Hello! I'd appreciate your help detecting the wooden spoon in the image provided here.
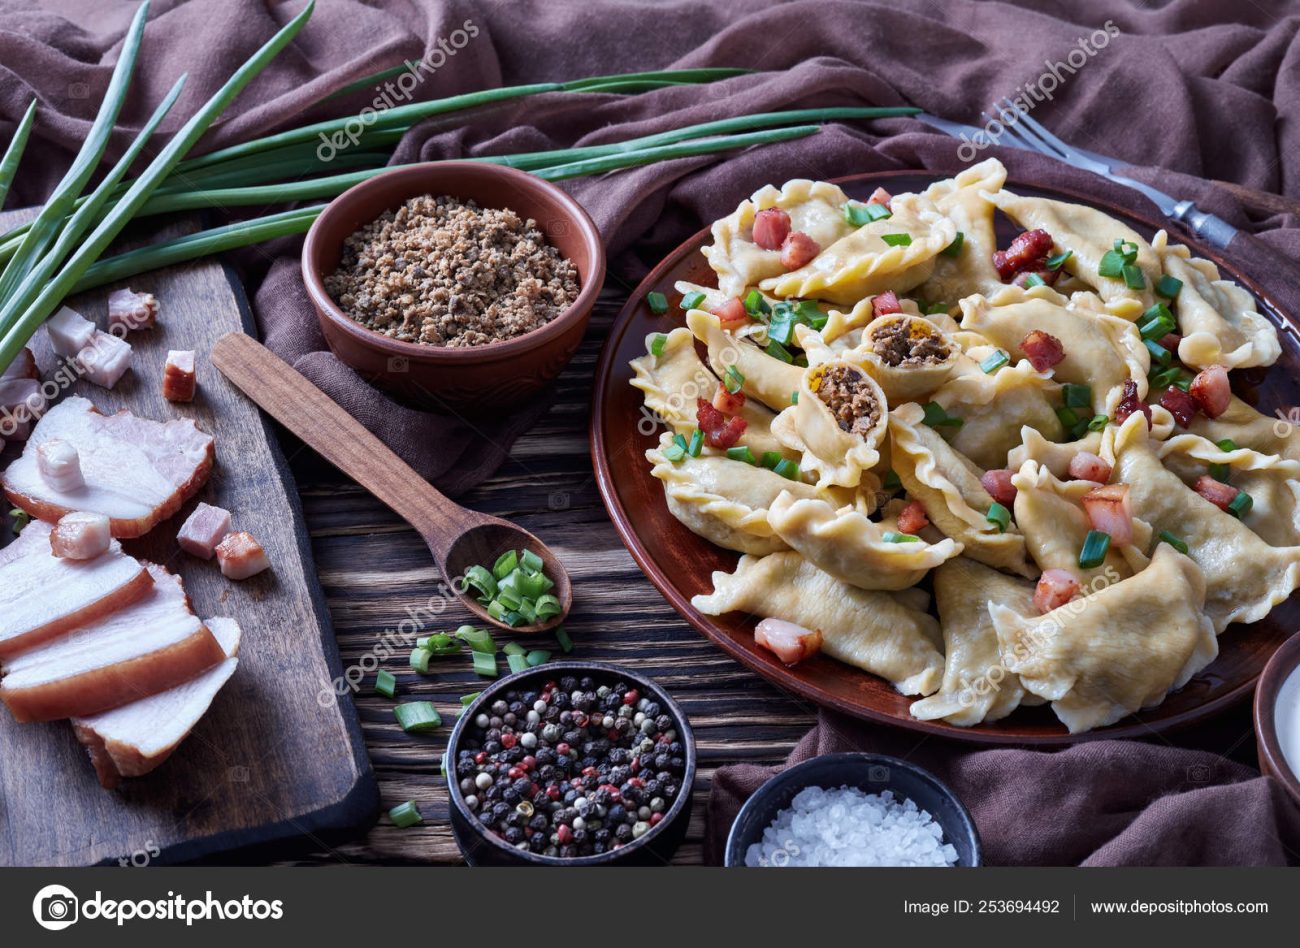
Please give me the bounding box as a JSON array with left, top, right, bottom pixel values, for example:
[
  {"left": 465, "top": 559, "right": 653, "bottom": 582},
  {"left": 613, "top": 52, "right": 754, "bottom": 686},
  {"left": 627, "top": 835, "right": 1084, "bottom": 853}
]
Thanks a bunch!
[{"left": 211, "top": 332, "right": 571, "bottom": 634}]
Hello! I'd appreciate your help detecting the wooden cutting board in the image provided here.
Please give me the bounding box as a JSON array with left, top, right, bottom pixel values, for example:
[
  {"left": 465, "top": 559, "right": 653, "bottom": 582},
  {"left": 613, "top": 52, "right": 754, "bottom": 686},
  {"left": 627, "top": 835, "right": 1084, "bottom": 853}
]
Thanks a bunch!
[{"left": 0, "top": 212, "right": 377, "bottom": 866}]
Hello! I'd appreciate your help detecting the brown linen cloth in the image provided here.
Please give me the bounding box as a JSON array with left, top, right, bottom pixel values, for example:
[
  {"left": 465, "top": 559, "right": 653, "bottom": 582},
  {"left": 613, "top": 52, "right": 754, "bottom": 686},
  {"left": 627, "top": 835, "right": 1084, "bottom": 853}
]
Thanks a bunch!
[
  {"left": 5, "top": 0, "right": 1300, "bottom": 485},
  {"left": 709, "top": 709, "right": 1300, "bottom": 866}
]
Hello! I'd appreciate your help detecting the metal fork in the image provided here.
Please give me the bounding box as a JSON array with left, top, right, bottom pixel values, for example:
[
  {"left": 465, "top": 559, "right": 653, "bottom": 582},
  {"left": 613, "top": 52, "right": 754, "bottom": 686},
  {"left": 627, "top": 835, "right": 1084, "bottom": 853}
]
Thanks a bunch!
[{"left": 924, "top": 101, "right": 1238, "bottom": 249}]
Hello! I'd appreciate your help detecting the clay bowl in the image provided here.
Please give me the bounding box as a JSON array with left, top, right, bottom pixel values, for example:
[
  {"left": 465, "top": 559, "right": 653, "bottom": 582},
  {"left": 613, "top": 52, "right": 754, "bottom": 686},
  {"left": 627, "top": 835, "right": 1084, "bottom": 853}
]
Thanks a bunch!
[
  {"left": 302, "top": 161, "right": 604, "bottom": 413},
  {"left": 446, "top": 661, "right": 696, "bottom": 866},
  {"left": 1254, "top": 631, "right": 1300, "bottom": 808}
]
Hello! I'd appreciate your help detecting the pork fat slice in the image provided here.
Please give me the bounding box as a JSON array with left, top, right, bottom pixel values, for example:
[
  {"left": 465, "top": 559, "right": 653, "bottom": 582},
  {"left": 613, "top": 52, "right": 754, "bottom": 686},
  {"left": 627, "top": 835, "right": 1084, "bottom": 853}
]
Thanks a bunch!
[
  {"left": 107, "top": 288, "right": 158, "bottom": 334},
  {"left": 79, "top": 330, "right": 132, "bottom": 389},
  {"left": 50, "top": 511, "right": 112, "bottom": 560},
  {"left": 74, "top": 617, "right": 241, "bottom": 788},
  {"left": 0, "top": 346, "right": 38, "bottom": 381},
  {"left": 0, "top": 376, "right": 43, "bottom": 440},
  {"left": 47, "top": 306, "right": 96, "bottom": 359},
  {"left": 177, "top": 502, "right": 231, "bottom": 559},
  {"left": 0, "top": 520, "right": 151, "bottom": 658},
  {"left": 0, "top": 563, "right": 225, "bottom": 722},
  {"left": 2, "top": 396, "right": 215, "bottom": 537},
  {"left": 37, "top": 439, "right": 83, "bottom": 492}
]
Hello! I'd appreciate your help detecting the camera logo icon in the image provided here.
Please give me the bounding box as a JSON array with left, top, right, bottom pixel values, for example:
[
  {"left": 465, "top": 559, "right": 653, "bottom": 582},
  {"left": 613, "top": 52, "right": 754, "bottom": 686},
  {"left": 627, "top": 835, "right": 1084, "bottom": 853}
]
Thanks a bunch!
[
  {"left": 387, "top": 356, "right": 410, "bottom": 373},
  {"left": 32, "top": 884, "right": 79, "bottom": 931}
]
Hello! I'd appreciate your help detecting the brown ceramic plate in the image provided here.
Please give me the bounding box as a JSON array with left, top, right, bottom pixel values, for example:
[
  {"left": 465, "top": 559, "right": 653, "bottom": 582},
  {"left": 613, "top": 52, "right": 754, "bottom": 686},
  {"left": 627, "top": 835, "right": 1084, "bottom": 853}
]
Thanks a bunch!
[{"left": 591, "top": 170, "right": 1300, "bottom": 745}]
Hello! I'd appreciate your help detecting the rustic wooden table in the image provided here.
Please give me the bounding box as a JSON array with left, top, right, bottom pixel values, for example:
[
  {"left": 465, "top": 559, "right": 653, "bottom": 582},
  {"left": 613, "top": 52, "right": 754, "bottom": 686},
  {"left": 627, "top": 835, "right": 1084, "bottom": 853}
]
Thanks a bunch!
[{"left": 224, "top": 283, "right": 818, "bottom": 866}]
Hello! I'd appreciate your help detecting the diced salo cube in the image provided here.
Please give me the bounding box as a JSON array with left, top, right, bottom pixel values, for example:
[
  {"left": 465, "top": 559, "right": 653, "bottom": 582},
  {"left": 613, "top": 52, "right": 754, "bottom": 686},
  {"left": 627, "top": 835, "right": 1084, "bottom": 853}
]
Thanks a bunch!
[
  {"left": 215, "top": 531, "right": 270, "bottom": 580},
  {"left": 79, "top": 331, "right": 132, "bottom": 389},
  {"left": 107, "top": 288, "right": 158, "bottom": 334},
  {"left": 162, "top": 350, "right": 197, "bottom": 402},
  {"left": 49, "top": 511, "right": 113, "bottom": 560},
  {"left": 36, "top": 438, "right": 84, "bottom": 492},
  {"left": 47, "top": 306, "right": 97, "bottom": 359},
  {"left": 177, "top": 502, "right": 232, "bottom": 560}
]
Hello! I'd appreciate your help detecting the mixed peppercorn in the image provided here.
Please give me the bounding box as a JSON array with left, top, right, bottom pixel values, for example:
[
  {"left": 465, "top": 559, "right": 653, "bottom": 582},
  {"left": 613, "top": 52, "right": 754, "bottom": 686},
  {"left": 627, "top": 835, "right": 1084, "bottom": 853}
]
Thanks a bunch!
[{"left": 455, "top": 675, "right": 687, "bottom": 858}]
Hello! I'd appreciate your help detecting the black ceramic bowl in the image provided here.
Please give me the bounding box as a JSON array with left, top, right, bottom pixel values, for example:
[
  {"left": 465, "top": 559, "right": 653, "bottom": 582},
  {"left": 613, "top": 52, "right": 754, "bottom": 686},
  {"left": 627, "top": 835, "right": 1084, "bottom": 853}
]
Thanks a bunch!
[
  {"left": 446, "top": 661, "right": 696, "bottom": 866},
  {"left": 724, "top": 752, "right": 982, "bottom": 867}
]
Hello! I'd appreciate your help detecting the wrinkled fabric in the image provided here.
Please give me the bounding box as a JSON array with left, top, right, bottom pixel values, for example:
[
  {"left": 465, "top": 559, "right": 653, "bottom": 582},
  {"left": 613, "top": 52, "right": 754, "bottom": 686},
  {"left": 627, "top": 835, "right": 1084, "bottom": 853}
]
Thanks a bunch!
[
  {"left": 707, "top": 710, "right": 1300, "bottom": 866},
  {"left": 4, "top": 0, "right": 1300, "bottom": 485}
]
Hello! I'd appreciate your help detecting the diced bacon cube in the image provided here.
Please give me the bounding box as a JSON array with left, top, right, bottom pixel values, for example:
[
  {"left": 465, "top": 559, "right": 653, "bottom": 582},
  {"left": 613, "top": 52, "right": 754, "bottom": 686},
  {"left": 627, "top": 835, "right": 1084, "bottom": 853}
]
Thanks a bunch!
[
  {"left": 1034, "top": 569, "right": 1080, "bottom": 614},
  {"left": 780, "top": 231, "right": 821, "bottom": 270},
  {"left": 47, "top": 306, "right": 97, "bottom": 359},
  {"left": 1189, "top": 364, "right": 1231, "bottom": 419},
  {"left": 754, "top": 618, "right": 822, "bottom": 666},
  {"left": 1159, "top": 385, "right": 1200, "bottom": 428},
  {"left": 78, "top": 330, "right": 132, "bottom": 389},
  {"left": 107, "top": 288, "right": 158, "bottom": 334},
  {"left": 163, "top": 350, "right": 197, "bottom": 402},
  {"left": 980, "top": 469, "right": 1018, "bottom": 507},
  {"left": 993, "top": 229, "right": 1054, "bottom": 281},
  {"left": 896, "top": 500, "right": 930, "bottom": 534},
  {"left": 1194, "top": 475, "right": 1241, "bottom": 512},
  {"left": 1158, "top": 332, "right": 1182, "bottom": 352},
  {"left": 1066, "top": 452, "right": 1112, "bottom": 483},
  {"left": 215, "top": 531, "right": 270, "bottom": 580},
  {"left": 0, "top": 377, "right": 43, "bottom": 440},
  {"left": 752, "top": 208, "right": 792, "bottom": 251},
  {"left": 712, "top": 382, "right": 746, "bottom": 416},
  {"left": 871, "top": 290, "right": 902, "bottom": 316},
  {"left": 710, "top": 297, "right": 750, "bottom": 331},
  {"left": 1115, "top": 379, "right": 1152, "bottom": 429},
  {"left": 49, "top": 511, "right": 112, "bottom": 560},
  {"left": 37, "top": 438, "right": 84, "bottom": 493},
  {"left": 1, "top": 346, "right": 37, "bottom": 382},
  {"left": 177, "top": 502, "right": 232, "bottom": 560},
  {"left": 1020, "top": 330, "right": 1065, "bottom": 372},
  {"left": 867, "top": 187, "right": 893, "bottom": 208},
  {"left": 1081, "top": 483, "right": 1134, "bottom": 545}
]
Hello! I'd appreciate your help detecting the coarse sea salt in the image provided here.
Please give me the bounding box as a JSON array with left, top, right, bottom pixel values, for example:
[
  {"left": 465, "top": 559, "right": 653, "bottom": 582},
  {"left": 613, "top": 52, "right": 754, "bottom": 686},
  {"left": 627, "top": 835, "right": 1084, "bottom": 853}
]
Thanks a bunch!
[{"left": 744, "top": 784, "right": 959, "bottom": 868}]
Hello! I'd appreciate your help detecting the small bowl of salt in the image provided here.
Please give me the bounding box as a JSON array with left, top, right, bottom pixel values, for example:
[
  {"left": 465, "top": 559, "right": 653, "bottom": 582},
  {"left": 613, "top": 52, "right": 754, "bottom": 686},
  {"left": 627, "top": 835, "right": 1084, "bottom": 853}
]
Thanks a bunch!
[{"left": 724, "top": 752, "right": 981, "bottom": 867}]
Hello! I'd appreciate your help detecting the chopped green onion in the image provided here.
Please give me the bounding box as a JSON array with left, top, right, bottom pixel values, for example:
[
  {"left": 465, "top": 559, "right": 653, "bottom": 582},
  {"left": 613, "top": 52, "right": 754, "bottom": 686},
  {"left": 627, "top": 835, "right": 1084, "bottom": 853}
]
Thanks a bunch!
[
  {"left": 673, "top": 433, "right": 689, "bottom": 451},
  {"left": 1172, "top": 374, "right": 1191, "bottom": 392},
  {"left": 845, "top": 201, "right": 891, "bottom": 226},
  {"left": 459, "top": 692, "right": 481, "bottom": 706},
  {"left": 1122, "top": 263, "right": 1146, "bottom": 290},
  {"left": 496, "top": 588, "right": 523, "bottom": 611},
  {"left": 388, "top": 801, "right": 423, "bottom": 828},
  {"left": 980, "top": 350, "right": 1009, "bottom": 374},
  {"left": 649, "top": 333, "right": 667, "bottom": 357},
  {"left": 881, "top": 233, "right": 913, "bottom": 247},
  {"left": 790, "top": 391, "right": 799, "bottom": 404},
  {"left": 507, "top": 652, "right": 530, "bottom": 674},
  {"left": 1079, "top": 529, "right": 1111, "bottom": 568},
  {"left": 472, "top": 651, "right": 499, "bottom": 678},
  {"left": 727, "top": 445, "right": 757, "bottom": 465},
  {"left": 1215, "top": 438, "right": 1238, "bottom": 452},
  {"left": 460, "top": 565, "right": 497, "bottom": 602},
  {"left": 882, "top": 531, "right": 921, "bottom": 543},
  {"left": 1228, "top": 490, "right": 1253, "bottom": 518},
  {"left": 1062, "top": 383, "right": 1093, "bottom": 410},
  {"left": 680, "top": 291, "right": 708, "bottom": 312},
  {"left": 662, "top": 442, "right": 686, "bottom": 463},
  {"left": 1155, "top": 274, "right": 1183, "bottom": 299},
  {"left": 646, "top": 291, "right": 668, "bottom": 314},
  {"left": 765, "top": 338, "right": 794, "bottom": 363},
  {"left": 687, "top": 429, "right": 704, "bottom": 457},
  {"left": 1149, "top": 365, "right": 1181, "bottom": 388},
  {"left": 1070, "top": 417, "right": 1093, "bottom": 440},
  {"left": 767, "top": 303, "right": 797, "bottom": 345},
  {"left": 394, "top": 702, "right": 442, "bottom": 733},
  {"left": 1097, "top": 249, "right": 1126, "bottom": 278},
  {"left": 1020, "top": 273, "right": 1046, "bottom": 288},
  {"left": 882, "top": 470, "right": 902, "bottom": 491},
  {"left": 535, "top": 594, "right": 562, "bottom": 619},
  {"left": 503, "top": 641, "right": 527, "bottom": 656},
  {"left": 1087, "top": 414, "right": 1110, "bottom": 432},
  {"left": 1115, "top": 238, "right": 1139, "bottom": 257},
  {"left": 1056, "top": 405, "right": 1080, "bottom": 430},
  {"left": 743, "top": 289, "right": 770, "bottom": 318},
  {"left": 760, "top": 451, "right": 783, "bottom": 469},
  {"left": 520, "top": 550, "right": 544, "bottom": 572},
  {"left": 9, "top": 508, "right": 30, "bottom": 533},
  {"left": 455, "top": 625, "right": 496, "bottom": 653},
  {"left": 939, "top": 232, "right": 964, "bottom": 257},
  {"left": 926, "top": 301, "right": 950, "bottom": 315},
  {"left": 374, "top": 670, "right": 396, "bottom": 699},
  {"left": 1156, "top": 530, "right": 1189, "bottom": 555},
  {"left": 986, "top": 502, "right": 1011, "bottom": 533},
  {"left": 556, "top": 626, "right": 574, "bottom": 653},
  {"left": 1144, "top": 338, "right": 1171, "bottom": 366},
  {"left": 1046, "top": 250, "right": 1073, "bottom": 270},
  {"left": 795, "top": 299, "right": 828, "bottom": 330},
  {"left": 921, "top": 401, "right": 963, "bottom": 429},
  {"left": 525, "top": 649, "right": 552, "bottom": 667},
  {"left": 724, "top": 364, "right": 745, "bottom": 394},
  {"left": 1209, "top": 463, "right": 1230, "bottom": 483},
  {"left": 772, "top": 458, "right": 801, "bottom": 480},
  {"left": 409, "top": 648, "right": 433, "bottom": 674},
  {"left": 492, "top": 550, "right": 519, "bottom": 580},
  {"left": 1138, "top": 303, "right": 1176, "bottom": 342}
]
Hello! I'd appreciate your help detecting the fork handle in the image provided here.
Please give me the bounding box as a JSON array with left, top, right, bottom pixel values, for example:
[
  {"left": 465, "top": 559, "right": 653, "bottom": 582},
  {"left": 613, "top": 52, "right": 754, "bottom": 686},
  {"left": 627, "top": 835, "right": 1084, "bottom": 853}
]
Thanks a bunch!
[{"left": 1172, "top": 200, "right": 1238, "bottom": 250}]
